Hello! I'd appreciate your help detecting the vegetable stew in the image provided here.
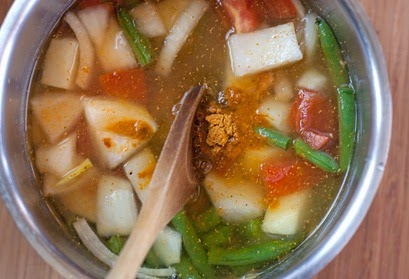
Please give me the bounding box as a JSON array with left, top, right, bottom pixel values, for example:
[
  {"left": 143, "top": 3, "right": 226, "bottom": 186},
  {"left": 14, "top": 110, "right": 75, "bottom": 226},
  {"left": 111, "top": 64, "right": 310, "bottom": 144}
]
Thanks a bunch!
[{"left": 29, "top": 0, "right": 355, "bottom": 277}]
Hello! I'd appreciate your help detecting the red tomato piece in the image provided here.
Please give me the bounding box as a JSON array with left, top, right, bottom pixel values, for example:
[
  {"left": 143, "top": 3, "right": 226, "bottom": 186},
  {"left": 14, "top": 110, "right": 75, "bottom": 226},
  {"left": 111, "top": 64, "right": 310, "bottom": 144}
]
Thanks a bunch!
[
  {"left": 262, "top": 159, "right": 322, "bottom": 202},
  {"left": 262, "top": 0, "right": 297, "bottom": 20},
  {"left": 220, "top": 0, "right": 261, "bottom": 33},
  {"left": 99, "top": 68, "right": 148, "bottom": 105},
  {"left": 291, "top": 89, "right": 337, "bottom": 150}
]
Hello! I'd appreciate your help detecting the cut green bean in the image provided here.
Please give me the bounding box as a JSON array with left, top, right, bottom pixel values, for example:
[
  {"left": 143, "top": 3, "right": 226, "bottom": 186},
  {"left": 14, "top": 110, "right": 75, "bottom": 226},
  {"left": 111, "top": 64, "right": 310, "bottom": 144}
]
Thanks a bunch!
[
  {"left": 117, "top": 7, "right": 155, "bottom": 67},
  {"left": 172, "top": 210, "right": 216, "bottom": 279},
  {"left": 316, "top": 18, "right": 349, "bottom": 87},
  {"left": 203, "top": 224, "right": 233, "bottom": 248},
  {"left": 144, "top": 249, "right": 162, "bottom": 268},
  {"left": 106, "top": 235, "right": 125, "bottom": 255},
  {"left": 337, "top": 85, "right": 356, "bottom": 172},
  {"left": 317, "top": 18, "right": 355, "bottom": 172},
  {"left": 293, "top": 138, "right": 339, "bottom": 173},
  {"left": 193, "top": 206, "right": 222, "bottom": 233},
  {"left": 208, "top": 238, "right": 298, "bottom": 266},
  {"left": 173, "top": 254, "right": 202, "bottom": 279},
  {"left": 241, "top": 219, "right": 264, "bottom": 240},
  {"left": 255, "top": 127, "right": 292, "bottom": 150}
]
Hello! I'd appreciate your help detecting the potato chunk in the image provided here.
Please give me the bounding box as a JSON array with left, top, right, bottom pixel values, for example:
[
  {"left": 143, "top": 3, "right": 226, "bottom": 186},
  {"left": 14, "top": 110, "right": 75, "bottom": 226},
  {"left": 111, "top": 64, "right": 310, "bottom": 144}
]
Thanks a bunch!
[
  {"left": 262, "top": 189, "right": 311, "bottom": 235},
  {"left": 204, "top": 172, "right": 265, "bottom": 223},
  {"left": 98, "top": 16, "right": 138, "bottom": 72},
  {"left": 257, "top": 97, "right": 292, "bottom": 133},
  {"left": 96, "top": 175, "right": 138, "bottom": 237},
  {"left": 82, "top": 97, "right": 158, "bottom": 169},
  {"left": 41, "top": 38, "right": 79, "bottom": 90},
  {"left": 35, "top": 133, "right": 79, "bottom": 177},
  {"left": 228, "top": 22, "right": 303, "bottom": 77},
  {"left": 124, "top": 148, "right": 156, "bottom": 203},
  {"left": 30, "top": 92, "right": 83, "bottom": 143}
]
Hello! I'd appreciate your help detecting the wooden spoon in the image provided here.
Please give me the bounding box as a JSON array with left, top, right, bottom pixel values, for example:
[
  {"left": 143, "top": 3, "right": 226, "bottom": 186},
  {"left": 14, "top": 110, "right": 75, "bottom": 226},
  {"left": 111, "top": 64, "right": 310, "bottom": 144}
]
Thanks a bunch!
[{"left": 106, "top": 85, "right": 206, "bottom": 279}]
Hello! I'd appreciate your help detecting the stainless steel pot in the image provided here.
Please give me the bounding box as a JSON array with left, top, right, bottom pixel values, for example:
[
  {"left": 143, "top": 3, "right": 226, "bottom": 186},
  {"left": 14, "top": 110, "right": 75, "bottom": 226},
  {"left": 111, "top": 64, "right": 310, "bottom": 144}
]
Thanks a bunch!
[{"left": 0, "top": 0, "right": 392, "bottom": 278}]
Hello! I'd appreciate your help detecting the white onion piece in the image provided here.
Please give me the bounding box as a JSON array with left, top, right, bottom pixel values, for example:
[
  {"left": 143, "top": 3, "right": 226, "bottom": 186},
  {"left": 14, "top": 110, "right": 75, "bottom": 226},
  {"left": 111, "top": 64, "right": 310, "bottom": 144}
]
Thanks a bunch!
[
  {"left": 55, "top": 158, "right": 93, "bottom": 187},
  {"left": 124, "top": 148, "right": 156, "bottom": 204},
  {"left": 64, "top": 12, "right": 95, "bottom": 90},
  {"left": 152, "top": 226, "right": 182, "bottom": 266},
  {"left": 156, "top": 0, "right": 209, "bottom": 76},
  {"left": 73, "top": 218, "right": 177, "bottom": 278},
  {"left": 77, "top": 4, "right": 110, "bottom": 49},
  {"left": 98, "top": 16, "right": 138, "bottom": 72},
  {"left": 42, "top": 163, "right": 99, "bottom": 196},
  {"left": 296, "top": 69, "right": 327, "bottom": 92},
  {"left": 131, "top": 1, "right": 167, "bottom": 38},
  {"left": 304, "top": 13, "right": 318, "bottom": 60},
  {"left": 35, "top": 132, "right": 78, "bottom": 178},
  {"left": 73, "top": 218, "right": 118, "bottom": 267}
]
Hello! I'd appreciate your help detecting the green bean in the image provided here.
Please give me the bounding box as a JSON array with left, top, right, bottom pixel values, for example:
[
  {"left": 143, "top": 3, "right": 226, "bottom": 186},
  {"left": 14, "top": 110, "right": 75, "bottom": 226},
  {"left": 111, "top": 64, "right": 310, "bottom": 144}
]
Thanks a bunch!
[
  {"left": 172, "top": 210, "right": 216, "bottom": 279},
  {"left": 193, "top": 206, "right": 222, "bottom": 233},
  {"left": 203, "top": 224, "right": 233, "bottom": 248},
  {"left": 254, "top": 127, "right": 292, "bottom": 150},
  {"left": 117, "top": 7, "right": 155, "bottom": 67},
  {"left": 208, "top": 238, "right": 298, "bottom": 266},
  {"left": 316, "top": 18, "right": 349, "bottom": 87},
  {"left": 241, "top": 219, "right": 264, "bottom": 240},
  {"left": 337, "top": 85, "right": 356, "bottom": 172},
  {"left": 106, "top": 235, "right": 125, "bottom": 255},
  {"left": 317, "top": 18, "right": 356, "bottom": 171},
  {"left": 173, "top": 254, "right": 202, "bottom": 279},
  {"left": 144, "top": 249, "right": 161, "bottom": 268},
  {"left": 293, "top": 138, "right": 339, "bottom": 173}
]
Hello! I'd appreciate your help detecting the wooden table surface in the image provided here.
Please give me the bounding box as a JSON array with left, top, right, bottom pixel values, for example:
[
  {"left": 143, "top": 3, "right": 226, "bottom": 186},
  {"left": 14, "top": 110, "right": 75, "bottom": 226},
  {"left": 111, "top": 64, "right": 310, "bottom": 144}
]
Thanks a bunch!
[{"left": 1, "top": 0, "right": 408, "bottom": 278}]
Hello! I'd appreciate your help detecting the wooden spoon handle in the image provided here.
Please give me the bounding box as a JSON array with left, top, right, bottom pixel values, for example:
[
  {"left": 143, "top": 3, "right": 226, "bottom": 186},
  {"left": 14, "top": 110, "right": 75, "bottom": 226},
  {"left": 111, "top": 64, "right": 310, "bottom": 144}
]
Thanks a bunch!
[{"left": 106, "top": 85, "right": 206, "bottom": 279}]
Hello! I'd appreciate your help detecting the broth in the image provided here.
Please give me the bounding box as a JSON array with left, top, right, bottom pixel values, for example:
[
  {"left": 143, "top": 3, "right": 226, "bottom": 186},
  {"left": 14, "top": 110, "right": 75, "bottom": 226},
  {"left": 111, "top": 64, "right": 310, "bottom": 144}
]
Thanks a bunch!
[{"left": 29, "top": 0, "right": 354, "bottom": 278}]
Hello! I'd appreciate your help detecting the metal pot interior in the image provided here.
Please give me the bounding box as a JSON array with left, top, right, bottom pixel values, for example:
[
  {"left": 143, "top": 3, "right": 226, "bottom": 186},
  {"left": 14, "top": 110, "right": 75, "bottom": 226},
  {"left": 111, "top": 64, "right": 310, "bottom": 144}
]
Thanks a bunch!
[{"left": 0, "top": 0, "right": 391, "bottom": 278}]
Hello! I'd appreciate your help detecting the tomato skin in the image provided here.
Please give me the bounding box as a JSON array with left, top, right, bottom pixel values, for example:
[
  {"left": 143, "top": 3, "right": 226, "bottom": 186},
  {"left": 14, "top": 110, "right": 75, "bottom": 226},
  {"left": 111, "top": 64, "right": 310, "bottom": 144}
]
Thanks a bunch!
[
  {"left": 263, "top": 164, "right": 291, "bottom": 186},
  {"left": 99, "top": 68, "right": 148, "bottom": 105},
  {"left": 262, "top": 159, "right": 322, "bottom": 203},
  {"left": 262, "top": 0, "right": 297, "bottom": 20},
  {"left": 219, "top": 0, "right": 261, "bottom": 33},
  {"left": 291, "top": 89, "right": 337, "bottom": 150}
]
